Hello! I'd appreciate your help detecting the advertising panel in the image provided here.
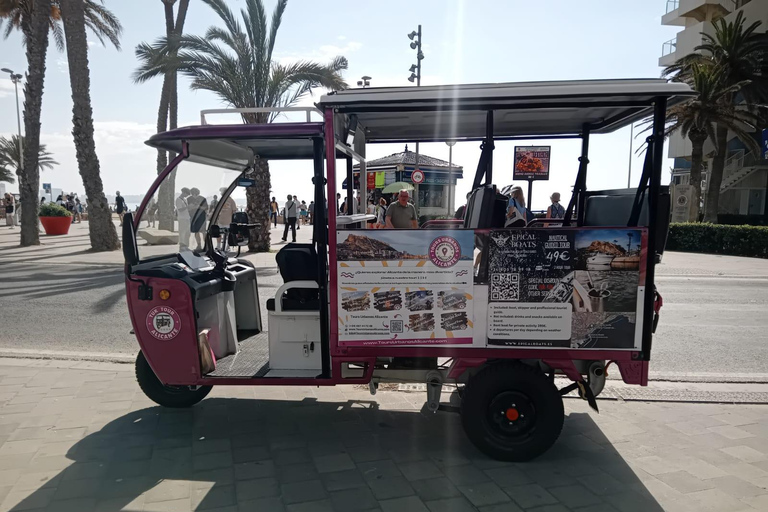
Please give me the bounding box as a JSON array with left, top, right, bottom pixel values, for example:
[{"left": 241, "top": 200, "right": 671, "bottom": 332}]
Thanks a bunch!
[
  {"left": 513, "top": 146, "right": 551, "bottom": 181},
  {"left": 337, "top": 230, "right": 474, "bottom": 346},
  {"left": 485, "top": 228, "right": 645, "bottom": 349}
]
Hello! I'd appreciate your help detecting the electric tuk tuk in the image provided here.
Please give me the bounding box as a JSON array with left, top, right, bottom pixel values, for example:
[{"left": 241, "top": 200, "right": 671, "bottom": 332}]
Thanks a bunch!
[{"left": 123, "top": 79, "right": 693, "bottom": 461}]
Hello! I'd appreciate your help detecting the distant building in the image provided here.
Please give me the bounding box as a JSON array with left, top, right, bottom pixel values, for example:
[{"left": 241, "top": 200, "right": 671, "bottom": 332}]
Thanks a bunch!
[{"left": 659, "top": 0, "right": 768, "bottom": 223}]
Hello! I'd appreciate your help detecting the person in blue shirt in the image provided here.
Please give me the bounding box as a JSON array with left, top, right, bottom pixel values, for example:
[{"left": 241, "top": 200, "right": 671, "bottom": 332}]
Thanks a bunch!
[{"left": 506, "top": 186, "right": 534, "bottom": 226}]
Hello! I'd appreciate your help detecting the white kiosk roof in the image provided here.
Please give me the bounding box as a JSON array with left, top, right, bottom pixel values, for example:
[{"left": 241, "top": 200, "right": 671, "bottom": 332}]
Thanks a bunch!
[{"left": 318, "top": 79, "right": 694, "bottom": 142}]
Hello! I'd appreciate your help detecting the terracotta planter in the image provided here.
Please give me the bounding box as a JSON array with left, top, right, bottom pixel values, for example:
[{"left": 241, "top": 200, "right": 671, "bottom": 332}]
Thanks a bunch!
[{"left": 40, "top": 216, "right": 72, "bottom": 235}]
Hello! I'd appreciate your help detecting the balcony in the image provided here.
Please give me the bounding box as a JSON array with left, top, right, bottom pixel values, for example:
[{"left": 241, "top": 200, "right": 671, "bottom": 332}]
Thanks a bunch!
[
  {"left": 662, "top": 0, "right": 732, "bottom": 26},
  {"left": 659, "top": 37, "right": 678, "bottom": 66}
]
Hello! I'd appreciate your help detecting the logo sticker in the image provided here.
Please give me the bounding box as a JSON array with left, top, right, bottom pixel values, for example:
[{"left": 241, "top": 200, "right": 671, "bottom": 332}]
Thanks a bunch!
[
  {"left": 429, "top": 236, "right": 461, "bottom": 268},
  {"left": 146, "top": 306, "right": 181, "bottom": 341}
]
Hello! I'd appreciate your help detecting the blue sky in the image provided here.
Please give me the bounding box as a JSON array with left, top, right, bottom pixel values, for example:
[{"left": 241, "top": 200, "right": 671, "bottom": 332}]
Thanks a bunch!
[{"left": 0, "top": 0, "right": 678, "bottom": 209}]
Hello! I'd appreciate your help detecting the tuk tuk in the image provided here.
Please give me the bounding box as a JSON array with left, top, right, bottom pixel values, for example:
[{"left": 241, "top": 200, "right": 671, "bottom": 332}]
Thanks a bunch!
[{"left": 122, "top": 79, "right": 693, "bottom": 461}]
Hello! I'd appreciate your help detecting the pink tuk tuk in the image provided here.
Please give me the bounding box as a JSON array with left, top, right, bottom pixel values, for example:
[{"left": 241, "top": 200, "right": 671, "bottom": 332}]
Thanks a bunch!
[{"left": 122, "top": 79, "right": 693, "bottom": 461}]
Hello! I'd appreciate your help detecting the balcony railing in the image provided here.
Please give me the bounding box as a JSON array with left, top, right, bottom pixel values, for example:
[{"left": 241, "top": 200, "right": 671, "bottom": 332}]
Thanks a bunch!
[
  {"left": 665, "top": 0, "right": 679, "bottom": 14},
  {"left": 661, "top": 37, "right": 677, "bottom": 57}
]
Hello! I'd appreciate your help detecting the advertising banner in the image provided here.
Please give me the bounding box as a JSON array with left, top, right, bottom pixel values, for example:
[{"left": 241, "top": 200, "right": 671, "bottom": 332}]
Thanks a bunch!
[
  {"left": 671, "top": 184, "right": 693, "bottom": 223},
  {"left": 337, "top": 230, "right": 475, "bottom": 346},
  {"left": 485, "top": 228, "right": 645, "bottom": 349},
  {"left": 513, "top": 146, "right": 551, "bottom": 181}
]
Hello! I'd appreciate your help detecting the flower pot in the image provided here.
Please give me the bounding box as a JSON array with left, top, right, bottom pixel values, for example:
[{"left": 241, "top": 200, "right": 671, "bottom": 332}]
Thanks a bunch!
[{"left": 40, "top": 216, "right": 72, "bottom": 235}]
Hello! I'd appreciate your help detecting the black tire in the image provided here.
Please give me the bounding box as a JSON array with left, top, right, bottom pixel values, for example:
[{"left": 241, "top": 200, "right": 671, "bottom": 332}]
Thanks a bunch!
[
  {"left": 135, "top": 351, "right": 212, "bottom": 408},
  {"left": 460, "top": 361, "right": 564, "bottom": 462}
]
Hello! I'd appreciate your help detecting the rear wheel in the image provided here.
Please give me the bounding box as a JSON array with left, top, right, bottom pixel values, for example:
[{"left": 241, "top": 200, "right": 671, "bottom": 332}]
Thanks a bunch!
[
  {"left": 461, "top": 362, "right": 564, "bottom": 461},
  {"left": 135, "top": 351, "right": 212, "bottom": 408}
]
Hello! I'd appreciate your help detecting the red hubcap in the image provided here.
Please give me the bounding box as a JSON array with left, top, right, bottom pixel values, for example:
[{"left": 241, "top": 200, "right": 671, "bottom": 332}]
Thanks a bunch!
[{"left": 505, "top": 408, "right": 520, "bottom": 421}]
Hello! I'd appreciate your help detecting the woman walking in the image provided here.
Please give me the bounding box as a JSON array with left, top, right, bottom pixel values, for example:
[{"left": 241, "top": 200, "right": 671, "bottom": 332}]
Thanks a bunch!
[{"left": 3, "top": 193, "right": 15, "bottom": 228}]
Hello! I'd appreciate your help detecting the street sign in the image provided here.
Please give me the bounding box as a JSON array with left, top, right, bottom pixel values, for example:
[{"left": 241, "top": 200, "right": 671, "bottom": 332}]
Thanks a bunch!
[
  {"left": 237, "top": 178, "right": 255, "bottom": 187},
  {"left": 513, "top": 146, "right": 551, "bottom": 181},
  {"left": 43, "top": 183, "right": 51, "bottom": 193},
  {"left": 411, "top": 169, "right": 425, "bottom": 184}
]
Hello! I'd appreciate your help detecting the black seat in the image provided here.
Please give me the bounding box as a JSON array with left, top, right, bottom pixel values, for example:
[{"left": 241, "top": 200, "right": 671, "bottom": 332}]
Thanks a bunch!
[
  {"left": 463, "top": 185, "right": 508, "bottom": 229},
  {"left": 268, "top": 243, "right": 320, "bottom": 311}
]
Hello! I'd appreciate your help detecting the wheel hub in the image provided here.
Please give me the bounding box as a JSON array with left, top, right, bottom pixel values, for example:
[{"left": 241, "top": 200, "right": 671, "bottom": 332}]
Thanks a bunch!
[{"left": 487, "top": 391, "right": 536, "bottom": 439}]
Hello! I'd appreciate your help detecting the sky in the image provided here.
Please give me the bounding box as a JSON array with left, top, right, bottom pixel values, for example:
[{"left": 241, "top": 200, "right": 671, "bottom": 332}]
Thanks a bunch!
[{"left": 0, "top": 0, "right": 679, "bottom": 211}]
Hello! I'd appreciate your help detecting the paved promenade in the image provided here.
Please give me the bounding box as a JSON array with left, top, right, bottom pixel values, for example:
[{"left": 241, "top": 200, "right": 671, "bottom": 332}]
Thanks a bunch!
[{"left": 1, "top": 358, "right": 767, "bottom": 512}]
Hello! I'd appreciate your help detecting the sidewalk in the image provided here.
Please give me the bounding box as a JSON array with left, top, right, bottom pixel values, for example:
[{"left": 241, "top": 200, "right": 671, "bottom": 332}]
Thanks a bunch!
[
  {"left": 0, "top": 358, "right": 767, "bottom": 512},
  {"left": 0, "top": 220, "right": 314, "bottom": 268}
]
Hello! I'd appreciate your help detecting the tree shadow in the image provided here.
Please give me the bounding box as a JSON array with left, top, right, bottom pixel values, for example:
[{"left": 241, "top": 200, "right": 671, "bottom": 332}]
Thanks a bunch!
[{"left": 7, "top": 396, "right": 664, "bottom": 511}]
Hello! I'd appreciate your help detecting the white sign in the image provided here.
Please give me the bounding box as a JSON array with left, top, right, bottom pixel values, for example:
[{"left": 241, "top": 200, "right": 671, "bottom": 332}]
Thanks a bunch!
[{"left": 488, "top": 303, "right": 572, "bottom": 341}]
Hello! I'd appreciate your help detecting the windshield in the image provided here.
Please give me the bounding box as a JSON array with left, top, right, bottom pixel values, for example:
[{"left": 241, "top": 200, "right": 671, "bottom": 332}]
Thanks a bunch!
[{"left": 135, "top": 161, "right": 244, "bottom": 261}]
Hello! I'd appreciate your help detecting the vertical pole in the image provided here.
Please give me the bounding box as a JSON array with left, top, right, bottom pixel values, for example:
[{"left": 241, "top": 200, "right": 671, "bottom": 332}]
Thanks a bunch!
[
  {"left": 485, "top": 111, "right": 494, "bottom": 184},
  {"left": 324, "top": 108, "right": 339, "bottom": 366},
  {"left": 448, "top": 144, "right": 453, "bottom": 214},
  {"left": 527, "top": 179, "right": 533, "bottom": 210},
  {"left": 627, "top": 122, "right": 634, "bottom": 189},
  {"left": 13, "top": 77, "right": 23, "bottom": 170},
  {"left": 346, "top": 156, "right": 354, "bottom": 215},
  {"left": 414, "top": 25, "right": 422, "bottom": 215},
  {"left": 313, "top": 136, "right": 330, "bottom": 378}
]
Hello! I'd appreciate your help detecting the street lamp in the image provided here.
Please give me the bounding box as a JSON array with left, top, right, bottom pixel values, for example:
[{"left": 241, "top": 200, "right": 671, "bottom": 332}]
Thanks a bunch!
[
  {"left": 1, "top": 68, "right": 23, "bottom": 170},
  {"left": 446, "top": 140, "right": 456, "bottom": 215},
  {"left": 407, "top": 26, "right": 424, "bottom": 210},
  {"left": 356, "top": 75, "right": 372, "bottom": 88}
]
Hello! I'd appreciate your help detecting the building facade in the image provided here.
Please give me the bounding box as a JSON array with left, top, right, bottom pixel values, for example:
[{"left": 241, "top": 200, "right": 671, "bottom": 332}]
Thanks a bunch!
[{"left": 660, "top": 0, "right": 768, "bottom": 223}]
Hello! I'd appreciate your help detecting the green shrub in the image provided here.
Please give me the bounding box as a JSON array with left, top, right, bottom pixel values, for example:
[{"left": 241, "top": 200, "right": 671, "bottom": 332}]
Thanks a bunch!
[
  {"left": 38, "top": 203, "right": 72, "bottom": 218},
  {"left": 667, "top": 223, "right": 768, "bottom": 258}
]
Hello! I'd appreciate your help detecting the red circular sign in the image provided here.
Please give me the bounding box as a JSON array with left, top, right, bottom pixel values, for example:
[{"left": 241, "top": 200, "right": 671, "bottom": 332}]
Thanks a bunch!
[
  {"left": 146, "top": 306, "right": 182, "bottom": 341},
  {"left": 412, "top": 170, "right": 425, "bottom": 184}
]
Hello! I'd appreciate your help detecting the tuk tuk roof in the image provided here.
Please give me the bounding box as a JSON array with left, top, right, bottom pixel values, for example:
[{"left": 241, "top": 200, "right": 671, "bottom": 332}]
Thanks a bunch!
[{"left": 318, "top": 78, "right": 694, "bottom": 142}]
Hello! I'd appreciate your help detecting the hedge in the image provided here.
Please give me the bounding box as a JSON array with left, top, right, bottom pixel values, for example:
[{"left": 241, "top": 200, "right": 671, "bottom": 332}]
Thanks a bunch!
[{"left": 667, "top": 223, "right": 768, "bottom": 259}]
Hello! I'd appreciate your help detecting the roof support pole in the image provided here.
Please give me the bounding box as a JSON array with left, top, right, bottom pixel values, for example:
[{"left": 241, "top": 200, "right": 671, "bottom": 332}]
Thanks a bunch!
[
  {"left": 312, "top": 136, "right": 331, "bottom": 378},
  {"left": 346, "top": 156, "right": 354, "bottom": 214},
  {"left": 485, "top": 110, "right": 494, "bottom": 184},
  {"left": 563, "top": 125, "right": 590, "bottom": 226}
]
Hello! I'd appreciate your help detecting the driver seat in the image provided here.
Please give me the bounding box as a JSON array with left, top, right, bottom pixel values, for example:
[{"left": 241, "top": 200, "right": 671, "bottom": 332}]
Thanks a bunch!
[{"left": 266, "top": 243, "right": 320, "bottom": 311}]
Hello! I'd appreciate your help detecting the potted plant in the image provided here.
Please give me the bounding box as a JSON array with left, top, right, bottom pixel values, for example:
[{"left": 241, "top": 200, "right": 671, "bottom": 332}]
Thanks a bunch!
[{"left": 39, "top": 203, "right": 73, "bottom": 235}]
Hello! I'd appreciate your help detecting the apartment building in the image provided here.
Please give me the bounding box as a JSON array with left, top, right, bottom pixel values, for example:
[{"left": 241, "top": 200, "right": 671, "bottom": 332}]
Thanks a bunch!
[{"left": 659, "top": 0, "right": 768, "bottom": 222}]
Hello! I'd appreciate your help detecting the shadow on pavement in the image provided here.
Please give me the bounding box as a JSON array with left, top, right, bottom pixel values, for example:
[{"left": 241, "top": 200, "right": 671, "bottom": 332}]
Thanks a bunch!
[{"left": 8, "top": 397, "right": 663, "bottom": 511}]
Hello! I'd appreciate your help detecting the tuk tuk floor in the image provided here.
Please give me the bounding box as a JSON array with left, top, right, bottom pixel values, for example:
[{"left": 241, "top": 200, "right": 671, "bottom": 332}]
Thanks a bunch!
[
  {"left": 2, "top": 357, "right": 768, "bottom": 512},
  {"left": 207, "top": 331, "right": 270, "bottom": 378}
]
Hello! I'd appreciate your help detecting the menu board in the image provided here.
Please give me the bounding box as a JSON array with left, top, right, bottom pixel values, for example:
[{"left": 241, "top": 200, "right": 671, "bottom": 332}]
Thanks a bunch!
[
  {"left": 513, "top": 146, "right": 551, "bottom": 181},
  {"left": 337, "top": 230, "right": 475, "bottom": 346},
  {"left": 486, "top": 228, "right": 645, "bottom": 349}
]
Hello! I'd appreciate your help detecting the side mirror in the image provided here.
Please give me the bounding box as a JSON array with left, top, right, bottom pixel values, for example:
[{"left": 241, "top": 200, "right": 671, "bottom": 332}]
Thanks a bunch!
[{"left": 122, "top": 212, "right": 139, "bottom": 267}]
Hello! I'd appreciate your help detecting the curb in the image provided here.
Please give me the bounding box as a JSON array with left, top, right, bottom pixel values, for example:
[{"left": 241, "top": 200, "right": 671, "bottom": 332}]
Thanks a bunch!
[{"left": 0, "top": 349, "right": 134, "bottom": 364}]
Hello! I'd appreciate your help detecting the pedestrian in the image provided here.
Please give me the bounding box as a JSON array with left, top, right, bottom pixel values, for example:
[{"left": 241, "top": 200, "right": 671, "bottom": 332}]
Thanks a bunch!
[
  {"left": 308, "top": 200, "right": 315, "bottom": 225},
  {"left": 505, "top": 185, "right": 534, "bottom": 227},
  {"left": 270, "top": 197, "right": 279, "bottom": 227},
  {"left": 115, "top": 191, "right": 127, "bottom": 226},
  {"left": 281, "top": 194, "right": 298, "bottom": 243},
  {"left": 336, "top": 192, "right": 342, "bottom": 214},
  {"left": 300, "top": 201, "right": 308, "bottom": 225},
  {"left": 375, "top": 198, "right": 387, "bottom": 228},
  {"left": 146, "top": 197, "right": 157, "bottom": 227},
  {"left": 188, "top": 187, "right": 208, "bottom": 252},
  {"left": 294, "top": 195, "right": 301, "bottom": 230},
  {"left": 176, "top": 187, "right": 191, "bottom": 250},
  {"left": 40, "top": 197, "right": 46, "bottom": 206},
  {"left": 55, "top": 194, "right": 64, "bottom": 206},
  {"left": 209, "top": 195, "right": 218, "bottom": 214},
  {"left": 546, "top": 192, "right": 565, "bottom": 220},
  {"left": 4, "top": 193, "right": 15, "bottom": 228},
  {"left": 74, "top": 198, "right": 83, "bottom": 223},
  {"left": 385, "top": 190, "right": 418, "bottom": 229},
  {"left": 455, "top": 192, "right": 472, "bottom": 220}
]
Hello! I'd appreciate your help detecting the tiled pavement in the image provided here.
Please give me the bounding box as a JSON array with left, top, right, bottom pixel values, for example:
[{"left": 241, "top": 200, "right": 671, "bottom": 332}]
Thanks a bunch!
[{"left": 1, "top": 359, "right": 767, "bottom": 512}]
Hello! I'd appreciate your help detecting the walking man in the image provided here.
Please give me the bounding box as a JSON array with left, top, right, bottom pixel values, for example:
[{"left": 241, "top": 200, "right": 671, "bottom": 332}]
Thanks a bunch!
[
  {"left": 270, "top": 197, "right": 278, "bottom": 227},
  {"left": 176, "top": 187, "right": 191, "bottom": 250},
  {"left": 281, "top": 194, "right": 298, "bottom": 243},
  {"left": 115, "top": 191, "right": 127, "bottom": 226},
  {"left": 385, "top": 190, "right": 418, "bottom": 229}
]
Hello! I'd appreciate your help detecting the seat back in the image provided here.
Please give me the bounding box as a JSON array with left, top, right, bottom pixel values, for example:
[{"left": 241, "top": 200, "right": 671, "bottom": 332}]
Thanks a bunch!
[
  {"left": 275, "top": 243, "right": 319, "bottom": 303},
  {"left": 464, "top": 185, "right": 508, "bottom": 229},
  {"left": 582, "top": 187, "right": 671, "bottom": 260}
]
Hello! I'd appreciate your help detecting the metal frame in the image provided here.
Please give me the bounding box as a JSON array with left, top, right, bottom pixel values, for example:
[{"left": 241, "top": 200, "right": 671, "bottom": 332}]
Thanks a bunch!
[{"left": 200, "top": 106, "right": 322, "bottom": 125}]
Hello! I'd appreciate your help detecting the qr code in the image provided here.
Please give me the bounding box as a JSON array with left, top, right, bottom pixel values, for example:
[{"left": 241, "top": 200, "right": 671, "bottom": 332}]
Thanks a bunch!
[
  {"left": 491, "top": 273, "right": 520, "bottom": 301},
  {"left": 390, "top": 320, "right": 403, "bottom": 333}
]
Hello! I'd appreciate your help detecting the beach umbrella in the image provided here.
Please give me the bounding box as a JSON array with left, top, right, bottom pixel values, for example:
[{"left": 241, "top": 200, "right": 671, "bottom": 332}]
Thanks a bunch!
[{"left": 381, "top": 182, "right": 415, "bottom": 194}]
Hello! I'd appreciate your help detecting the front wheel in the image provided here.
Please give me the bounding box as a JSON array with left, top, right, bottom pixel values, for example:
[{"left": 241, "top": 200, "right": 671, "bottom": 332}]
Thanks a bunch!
[
  {"left": 461, "top": 362, "right": 564, "bottom": 462},
  {"left": 135, "top": 351, "right": 212, "bottom": 408}
]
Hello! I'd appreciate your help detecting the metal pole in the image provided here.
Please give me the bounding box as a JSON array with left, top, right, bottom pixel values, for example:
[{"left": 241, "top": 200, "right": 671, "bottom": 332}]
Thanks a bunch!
[
  {"left": 448, "top": 143, "right": 453, "bottom": 214},
  {"left": 414, "top": 25, "right": 422, "bottom": 213},
  {"left": 527, "top": 179, "right": 533, "bottom": 210},
  {"left": 627, "top": 122, "right": 634, "bottom": 188},
  {"left": 12, "top": 76, "right": 23, "bottom": 170}
]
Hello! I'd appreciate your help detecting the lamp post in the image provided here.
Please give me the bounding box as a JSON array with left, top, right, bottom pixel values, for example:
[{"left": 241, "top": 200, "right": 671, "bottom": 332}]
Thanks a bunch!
[
  {"left": 1, "top": 68, "right": 23, "bottom": 170},
  {"left": 446, "top": 140, "right": 456, "bottom": 215},
  {"left": 407, "top": 26, "right": 424, "bottom": 210}
]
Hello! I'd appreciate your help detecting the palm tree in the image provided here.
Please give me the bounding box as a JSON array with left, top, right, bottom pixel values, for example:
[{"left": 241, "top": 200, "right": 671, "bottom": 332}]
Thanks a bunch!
[
  {"left": 664, "top": 12, "right": 768, "bottom": 222},
  {"left": 0, "top": 135, "right": 58, "bottom": 184},
  {"left": 133, "top": 0, "right": 348, "bottom": 251},
  {"left": 664, "top": 64, "right": 760, "bottom": 221},
  {"left": 133, "top": 0, "right": 190, "bottom": 232},
  {"left": 1, "top": 0, "right": 122, "bottom": 247},
  {"left": 59, "top": 0, "right": 119, "bottom": 250}
]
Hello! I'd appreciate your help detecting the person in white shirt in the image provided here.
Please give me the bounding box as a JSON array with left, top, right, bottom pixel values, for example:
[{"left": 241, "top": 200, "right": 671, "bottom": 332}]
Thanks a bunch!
[
  {"left": 281, "top": 194, "right": 298, "bottom": 243},
  {"left": 176, "top": 187, "right": 191, "bottom": 250}
]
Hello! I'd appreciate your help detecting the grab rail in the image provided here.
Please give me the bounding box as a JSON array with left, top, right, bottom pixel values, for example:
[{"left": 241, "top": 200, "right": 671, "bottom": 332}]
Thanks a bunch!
[{"left": 200, "top": 107, "right": 323, "bottom": 125}]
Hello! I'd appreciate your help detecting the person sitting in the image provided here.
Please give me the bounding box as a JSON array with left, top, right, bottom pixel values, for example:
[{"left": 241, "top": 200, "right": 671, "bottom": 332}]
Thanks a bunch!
[{"left": 505, "top": 186, "right": 534, "bottom": 227}]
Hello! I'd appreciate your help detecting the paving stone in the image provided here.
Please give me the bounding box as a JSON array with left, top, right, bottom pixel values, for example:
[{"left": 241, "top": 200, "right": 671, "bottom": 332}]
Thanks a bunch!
[
  {"left": 367, "top": 476, "right": 415, "bottom": 500},
  {"left": 238, "top": 496, "right": 285, "bottom": 512},
  {"left": 379, "top": 495, "right": 430, "bottom": 512},
  {"left": 313, "top": 453, "right": 355, "bottom": 474},
  {"left": 358, "top": 460, "right": 403, "bottom": 481},
  {"left": 720, "top": 445, "right": 766, "bottom": 463},
  {"left": 505, "top": 484, "right": 559, "bottom": 509},
  {"left": 142, "top": 479, "right": 192, "bottom": 503},
  {"left": 703, "top": 475, "right": 767, "bottom": 498},
  {"left": 685, "top": 488, "right": 755, "bottom": 512},
  {"left": 458, "top": 481, "right": 510, "bottom": 507},
  {"left": 547, "top": 485, "right": 603, "bottom": 508},
  {"left": 483, "top": 466, "right": 532, "bottom": 488},
  {"left": 52, "top": 478, "right": 102, "bottom": 500},
  {"left": 235, "top": 477, "right": 280, "bottom": 501},
  {"left": 708, "top": 425, "right": 756, "bottom": 440},
  {"left": 276, "top": 462, "right": 320, "bottom": 484},
  {"left": 45, "top": 497, "right": 98, "bottom": 512},
  {"left": 410, "top": 477, "right": 462, "bottom": 502},
  {"left": 1, "top": 487, "right": 56, "bottom": 511},
  {"left": 280, "top": 479, "right": 327, "bottom": 505},
  {"left": 191, "top": 483, "right": 236, "bottom": 510},
  {"left": 424, "top": 496, "right": 476, "bottom": 512},
  {"left": 441, "top": 464, "right": 489, "bottom": 486},
  {"left": 273, "top": 449, "right": 311, "bottom": 467},
  {"left": 320, "top": 469, "right": 367, "bottom": 492},
  {"left": 234, "top": 461, "right": 275, "bottom": 481},
  {"left": 285, "top": 498, "right": 334, "bottom": 512},
  {"left": 142, "top": 497, "right": 193, "bottom": 512},
  {"left": 232, "top": 445, "right": 270, "bottom": 464},
  {"left": 741, "top": 494, "right": 768, "bottom": 511},
  {"left": 329, "top": 487, "right": 379, "bottom": 512},
  {"left": 576, "top": 471, "right": 627, "bottom": 496},
  {"left": 193, "top": 451, "right": 234, "bottom": 472},
  {"left": 397, "top": 460, "right": 443, "bottom": 482},
  {"left": 525, "top": 505, "right": 571, "bottom": 512}
]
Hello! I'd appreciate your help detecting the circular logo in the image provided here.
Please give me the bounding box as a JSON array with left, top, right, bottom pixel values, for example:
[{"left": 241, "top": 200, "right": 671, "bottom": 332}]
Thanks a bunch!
[
  {"left": 429, "top": 236, "right": 461, "bottom": 268},
  {"left": 145, "top": 306, "right": 181, "bottom": 341},
  {"left": 676, "top": 194, "right": 688, "bottom": 206},
  {"left": 412, "top": 170, "right": 425, "bottom": 184}
]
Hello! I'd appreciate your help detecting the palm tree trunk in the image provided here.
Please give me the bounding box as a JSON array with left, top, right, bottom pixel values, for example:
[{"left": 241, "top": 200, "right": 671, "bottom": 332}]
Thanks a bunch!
[
  {"left": 703, "top": 124, "right": 729, "bottom": 223},
  {"left": 60, "top": 0, "right": 120, "bottom": 251},
  {"left": 18, "top": 0, "right": 53, "bottom": 247},
  {"left": 246, "top": 158, "right": 271, "bottom": 252},
  {"left": 688, "top": 130, "right": 707, "bottom": 222}
]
